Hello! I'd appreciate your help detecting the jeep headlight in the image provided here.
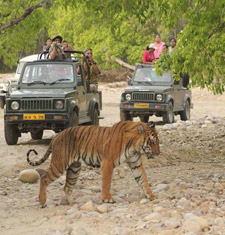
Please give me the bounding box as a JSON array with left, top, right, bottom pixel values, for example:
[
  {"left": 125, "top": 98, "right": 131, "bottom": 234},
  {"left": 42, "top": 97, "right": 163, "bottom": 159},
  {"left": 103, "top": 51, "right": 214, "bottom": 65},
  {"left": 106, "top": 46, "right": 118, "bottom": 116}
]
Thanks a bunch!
[
  {"left": 156, "top": 94, "right": 163, "bottom": 101},
  {"left": 11, "top": 101, "right": 19, "bottom": 110},
  {"left": 5, "top": 80, "right": 11, "bottom": 88},
  {"left": 55, "top": 100, "right": 64, "bottom": 109},
  {"left": 125, "top": 93, "right": 132, "bottom": 101}
]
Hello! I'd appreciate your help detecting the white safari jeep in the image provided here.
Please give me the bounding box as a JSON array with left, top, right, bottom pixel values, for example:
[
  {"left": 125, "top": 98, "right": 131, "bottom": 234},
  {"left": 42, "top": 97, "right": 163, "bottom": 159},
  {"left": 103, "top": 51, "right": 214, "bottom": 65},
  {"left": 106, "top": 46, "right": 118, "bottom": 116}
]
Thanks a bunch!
[{"left": 0, "top": 54, "right": 38, "bottom": 109}]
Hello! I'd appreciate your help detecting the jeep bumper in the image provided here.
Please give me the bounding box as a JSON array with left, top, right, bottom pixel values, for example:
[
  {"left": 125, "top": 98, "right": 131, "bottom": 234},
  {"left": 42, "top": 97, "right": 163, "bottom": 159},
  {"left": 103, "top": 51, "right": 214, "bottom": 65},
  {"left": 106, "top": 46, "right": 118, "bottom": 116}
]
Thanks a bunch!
[
  {"left": 4, "top": 113, "right": 70, "bottom": 131},
  {"left": 120, "top": 102, "right": 168, "bottom": 113}
]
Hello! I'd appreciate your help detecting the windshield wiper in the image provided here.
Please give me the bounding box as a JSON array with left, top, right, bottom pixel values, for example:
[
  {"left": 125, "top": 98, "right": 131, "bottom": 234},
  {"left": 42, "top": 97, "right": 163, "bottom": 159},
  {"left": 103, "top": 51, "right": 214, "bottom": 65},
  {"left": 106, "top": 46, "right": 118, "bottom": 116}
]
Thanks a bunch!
[
  {"left": 50, "top": 78, "right": 70, "bottom": 85},
  {"left": 27, "top": 81, "right": 47, "bottom": 86},
  {"left": 134, "top": 81, "right": 153, "bottom": 85},
  {"left": 144, "top": 81, "right": 153, "bottom": 85}
]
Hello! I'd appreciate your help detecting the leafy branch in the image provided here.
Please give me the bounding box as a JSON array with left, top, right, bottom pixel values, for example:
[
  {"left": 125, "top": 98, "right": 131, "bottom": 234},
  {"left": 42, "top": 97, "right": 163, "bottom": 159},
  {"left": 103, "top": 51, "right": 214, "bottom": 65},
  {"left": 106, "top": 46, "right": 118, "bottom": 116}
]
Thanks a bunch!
[{"left": 0, "top": 0, "right": 48, "bottom": 32}]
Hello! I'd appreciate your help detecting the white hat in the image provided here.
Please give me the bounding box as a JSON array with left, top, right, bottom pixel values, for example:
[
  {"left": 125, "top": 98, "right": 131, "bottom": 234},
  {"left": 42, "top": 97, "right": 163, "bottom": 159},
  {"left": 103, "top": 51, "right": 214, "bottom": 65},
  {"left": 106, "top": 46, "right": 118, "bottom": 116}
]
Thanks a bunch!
[{"left": 149, "top": 43, "right": 157, "bottom": 50}]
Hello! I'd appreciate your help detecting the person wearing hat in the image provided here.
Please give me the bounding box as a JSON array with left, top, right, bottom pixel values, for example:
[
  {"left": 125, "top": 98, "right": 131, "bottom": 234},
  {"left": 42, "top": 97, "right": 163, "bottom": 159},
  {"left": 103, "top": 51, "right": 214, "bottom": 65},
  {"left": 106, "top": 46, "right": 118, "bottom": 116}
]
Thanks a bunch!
[
  {"left": 143, "top": 44, "right": 156, "bottom": 65},
  {"left": 49, "top": 34, "right": 66, "bottom": 60}
]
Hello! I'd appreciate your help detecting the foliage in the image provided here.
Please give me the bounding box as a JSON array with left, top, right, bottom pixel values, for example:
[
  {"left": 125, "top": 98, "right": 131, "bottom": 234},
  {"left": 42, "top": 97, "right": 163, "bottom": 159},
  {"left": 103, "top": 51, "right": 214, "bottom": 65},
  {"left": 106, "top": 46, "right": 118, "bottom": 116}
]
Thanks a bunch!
[
  {"left": 155, "top": 0, "right": 225, "bottom": 94},
  {"left": 0, "top": 0, "right": 224, "bottom": 93},
  {"left": 0, "top": 0, "right": 48, "bottom": 69}
]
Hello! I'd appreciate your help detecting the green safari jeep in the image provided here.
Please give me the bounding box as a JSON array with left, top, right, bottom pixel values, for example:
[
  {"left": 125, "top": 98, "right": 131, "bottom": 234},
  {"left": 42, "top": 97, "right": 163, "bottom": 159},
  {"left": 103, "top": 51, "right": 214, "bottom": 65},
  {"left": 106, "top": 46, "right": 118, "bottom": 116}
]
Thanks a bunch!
[
  {"left": 120, "top": 64, "right": 192, "bottom": 124},
  {"left": 4, "top": 51, "right": 102, "bottom": 145}
]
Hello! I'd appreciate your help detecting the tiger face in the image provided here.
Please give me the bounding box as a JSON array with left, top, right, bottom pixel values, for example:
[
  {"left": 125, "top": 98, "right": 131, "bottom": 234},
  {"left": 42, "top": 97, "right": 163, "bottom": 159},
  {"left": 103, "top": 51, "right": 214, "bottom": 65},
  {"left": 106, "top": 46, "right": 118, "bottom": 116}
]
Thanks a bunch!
[{"left": 142, "top": 122, "right": 160, "bottom": 159}]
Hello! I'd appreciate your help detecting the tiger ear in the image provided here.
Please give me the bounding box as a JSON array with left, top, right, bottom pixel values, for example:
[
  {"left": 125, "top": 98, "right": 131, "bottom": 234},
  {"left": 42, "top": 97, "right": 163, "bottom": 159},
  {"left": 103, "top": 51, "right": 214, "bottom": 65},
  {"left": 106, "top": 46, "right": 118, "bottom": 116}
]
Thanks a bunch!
[
  {"left": 138, "top": 125, "right": 144, "bottom": 135},
  {"left": 147, "top": 122, "right": 155, "bottom": 128}
]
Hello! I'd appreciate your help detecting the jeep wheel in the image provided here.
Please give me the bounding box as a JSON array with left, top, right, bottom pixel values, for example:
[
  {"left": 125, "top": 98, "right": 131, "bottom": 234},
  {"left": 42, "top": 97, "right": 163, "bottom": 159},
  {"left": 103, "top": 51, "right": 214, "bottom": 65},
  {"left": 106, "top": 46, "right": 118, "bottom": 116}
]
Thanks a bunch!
[
  {"left": 91, "top": 108, "right": 99, "bottom": 126},
  {"left": 180, "top": 100, "right": 190, "bottom": 121},
  {"left": 4, "top": 123, "right": 19, "bottom": 145},
  {"left": 66, "top": 111, "right": 79, "bottom": 128},
  {"left": 140, "top": 115, "right": 149, "bottom": 123},
  {"left": 31, "top": 130, "right": 43, "bottom": 140},
  {"left": 0, "top": 94, "right": 5, "bottom": 109},
  {"left": 163, "top": 101, "right": 174, "bottom": 124},
  {"left": 120, "top": 110, "right": 133, "bottom": 121}
]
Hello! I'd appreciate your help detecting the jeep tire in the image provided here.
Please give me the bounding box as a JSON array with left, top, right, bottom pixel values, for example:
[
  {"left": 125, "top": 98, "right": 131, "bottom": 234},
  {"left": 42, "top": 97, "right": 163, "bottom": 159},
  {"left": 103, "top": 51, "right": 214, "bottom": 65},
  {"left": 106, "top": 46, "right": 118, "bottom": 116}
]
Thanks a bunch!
[
  {"left": 91, "top": 108, "right": 99, "bottom": 126},
  {"left": 180, "top": 100, "right": 190, "bottom": 121},
  {"left": 31, "top": 130, "right": 43, "bottom": 140},
  {"left": 4, "top": 123, "right": 19, "bottom": 145},
  {"left": 163, "top": 101, "right": 174, "bottom": 124},
  {"left": 0, "top": 93, "right": 5, "bottom": 109},
  {"left": 140, "top": 115, "right": 149, "bottom": 123},
  {"left": 120, "top": 110, "right": 133, "bottom": 121}
]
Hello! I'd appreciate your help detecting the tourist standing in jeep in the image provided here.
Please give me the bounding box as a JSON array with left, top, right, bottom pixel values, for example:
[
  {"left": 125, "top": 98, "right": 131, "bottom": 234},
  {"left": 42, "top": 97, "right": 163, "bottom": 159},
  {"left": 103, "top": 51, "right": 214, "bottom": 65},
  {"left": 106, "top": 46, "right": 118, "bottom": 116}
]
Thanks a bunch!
[
  {"left": 49, "top": 34, "right": 65, "bottom": 60},
  {"left": 82, "top": 48, "right": 100, "bottom": 93}
]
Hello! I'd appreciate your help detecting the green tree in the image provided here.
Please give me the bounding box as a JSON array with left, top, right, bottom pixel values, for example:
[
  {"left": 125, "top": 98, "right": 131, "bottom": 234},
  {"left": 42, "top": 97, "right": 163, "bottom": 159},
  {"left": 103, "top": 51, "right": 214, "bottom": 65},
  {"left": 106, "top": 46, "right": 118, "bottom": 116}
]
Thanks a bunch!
[
  {"left": 0, "top": 0, "right": 49, "bottom": 69},
  {"left": 60, "top": 0, "right": 225, "bottom": 93}
]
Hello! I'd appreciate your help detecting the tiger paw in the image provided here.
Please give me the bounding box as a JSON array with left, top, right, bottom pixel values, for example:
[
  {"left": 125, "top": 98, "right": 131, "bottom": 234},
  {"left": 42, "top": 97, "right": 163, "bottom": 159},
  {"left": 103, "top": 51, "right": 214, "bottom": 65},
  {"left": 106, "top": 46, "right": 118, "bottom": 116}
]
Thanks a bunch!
[
  {"left": 102, "top": 195, "right": 116, "bottom": 204},
  {"left": 40, "top": 203, "right": 47, "bottom": 208},
  {"left": 149, "top": 194, "right": 157, "bottom": 200}
]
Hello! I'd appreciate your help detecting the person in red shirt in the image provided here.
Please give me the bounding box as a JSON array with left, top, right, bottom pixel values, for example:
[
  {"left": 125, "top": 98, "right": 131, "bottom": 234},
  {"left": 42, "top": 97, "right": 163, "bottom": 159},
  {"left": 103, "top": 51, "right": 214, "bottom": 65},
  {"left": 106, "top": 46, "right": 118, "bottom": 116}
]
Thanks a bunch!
[{"left": 143, "top": 44, "right": 156, "bottom": 64}]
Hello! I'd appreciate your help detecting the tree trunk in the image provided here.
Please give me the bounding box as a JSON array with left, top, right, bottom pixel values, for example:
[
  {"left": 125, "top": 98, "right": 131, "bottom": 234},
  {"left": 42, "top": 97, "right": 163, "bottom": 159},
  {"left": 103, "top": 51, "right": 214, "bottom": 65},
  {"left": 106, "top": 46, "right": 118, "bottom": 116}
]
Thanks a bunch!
[{"left": 105, "top": 57, "right": 135, "bottom": 71}]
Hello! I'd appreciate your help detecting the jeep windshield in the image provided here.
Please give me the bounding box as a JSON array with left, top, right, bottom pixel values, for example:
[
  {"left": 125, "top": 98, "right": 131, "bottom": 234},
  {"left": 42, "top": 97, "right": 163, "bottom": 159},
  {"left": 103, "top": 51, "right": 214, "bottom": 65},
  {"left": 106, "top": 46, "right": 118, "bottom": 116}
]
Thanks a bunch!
[
  {"left": 133, "top": 67, "right": 173, "bottom": 85},
  {"left": 21, "top": 63, "right": 74, "bottom": 84}
]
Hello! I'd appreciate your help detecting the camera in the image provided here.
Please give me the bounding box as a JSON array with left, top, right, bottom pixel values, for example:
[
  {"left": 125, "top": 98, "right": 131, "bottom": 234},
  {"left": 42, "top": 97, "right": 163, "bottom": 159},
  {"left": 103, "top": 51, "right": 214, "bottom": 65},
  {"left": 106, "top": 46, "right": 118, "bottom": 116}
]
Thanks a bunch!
[{"left": 54, "top": 42, "right": 61, "bottom": 47}]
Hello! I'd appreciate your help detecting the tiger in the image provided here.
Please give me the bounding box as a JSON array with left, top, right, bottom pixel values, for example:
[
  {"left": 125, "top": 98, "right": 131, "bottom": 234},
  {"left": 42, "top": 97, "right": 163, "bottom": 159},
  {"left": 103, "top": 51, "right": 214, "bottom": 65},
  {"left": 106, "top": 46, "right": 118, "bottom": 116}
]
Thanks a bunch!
[{"left": 27, "top": 121, "right": 160, "bottom": 207}]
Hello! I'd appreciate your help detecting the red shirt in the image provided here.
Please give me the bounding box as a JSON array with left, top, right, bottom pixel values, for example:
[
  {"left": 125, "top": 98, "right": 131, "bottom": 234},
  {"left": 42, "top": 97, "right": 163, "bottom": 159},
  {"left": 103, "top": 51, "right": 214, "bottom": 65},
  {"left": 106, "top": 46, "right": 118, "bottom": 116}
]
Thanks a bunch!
[{"left": 143, "top": 50, "right": 155, "bottom": 63}]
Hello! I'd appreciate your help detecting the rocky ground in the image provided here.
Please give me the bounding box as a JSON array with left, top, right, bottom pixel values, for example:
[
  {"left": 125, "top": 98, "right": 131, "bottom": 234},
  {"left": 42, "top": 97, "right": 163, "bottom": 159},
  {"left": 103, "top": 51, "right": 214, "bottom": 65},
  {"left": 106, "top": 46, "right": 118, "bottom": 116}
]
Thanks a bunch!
[{"left": 0, "top": 75, "right": 225, "bottom": 235}]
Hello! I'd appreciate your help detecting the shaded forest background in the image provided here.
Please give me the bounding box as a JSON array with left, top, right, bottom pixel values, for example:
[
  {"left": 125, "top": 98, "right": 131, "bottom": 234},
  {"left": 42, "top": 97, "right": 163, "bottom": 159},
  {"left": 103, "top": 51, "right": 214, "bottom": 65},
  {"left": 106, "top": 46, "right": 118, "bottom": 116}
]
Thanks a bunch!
[{"left": 0, "top": 0, "right": 224, "bottom": 93}]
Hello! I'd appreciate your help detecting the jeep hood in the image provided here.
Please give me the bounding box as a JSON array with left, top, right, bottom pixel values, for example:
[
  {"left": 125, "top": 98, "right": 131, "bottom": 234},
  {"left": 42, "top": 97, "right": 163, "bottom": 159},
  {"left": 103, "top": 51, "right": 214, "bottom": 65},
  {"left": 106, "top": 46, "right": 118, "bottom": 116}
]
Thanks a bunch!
[
  {"left": 125, "top": 85, "right": 172, "bottom": 93},
  {"left": 9, "top": 89, "right": 75, "bottom": 98}
]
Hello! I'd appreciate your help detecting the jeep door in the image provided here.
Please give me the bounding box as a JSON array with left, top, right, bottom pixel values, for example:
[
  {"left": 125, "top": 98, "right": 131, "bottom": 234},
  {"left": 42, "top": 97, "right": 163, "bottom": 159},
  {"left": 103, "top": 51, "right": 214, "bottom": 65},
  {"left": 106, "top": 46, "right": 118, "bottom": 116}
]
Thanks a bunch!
[
  {"left": 75, "top": 64, "right": 87, "bottom": 118},
  {"left": 173, "top": 78, "right": 185, "bottom": 111}
]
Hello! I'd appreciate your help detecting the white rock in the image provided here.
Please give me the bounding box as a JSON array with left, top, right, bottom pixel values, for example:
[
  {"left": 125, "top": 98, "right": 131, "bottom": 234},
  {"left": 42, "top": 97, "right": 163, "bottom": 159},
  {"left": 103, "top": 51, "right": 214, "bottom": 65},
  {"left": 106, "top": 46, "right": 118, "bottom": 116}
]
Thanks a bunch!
[
  {"left": 110, "top": 226, "right": 128, "bottom": 235},
  {"left": 111, "top": 208, "right": 129, "bottom": 214},
  {"left": 71, "top": 226, "right": 89, "bottom": 235},
  {"left": 18, "top": 169, "right": 40, "bottom": 183},
  {"left": 55, "top": 230, "right": 62, "bottom": 235},
  {"left": 144, "top": 212, "right": 161, "bottom": 222},
  {"left": 80, "top": 201, "right": 96, "bottom": 212},
  {"left": 97, "top": 204, "right": 108, "bottom": 213},
  {"left": 140, "top": 198, "right": 149, "bottom": 204},
  {"left": 164, "top": 218, "right": 181, "bottom": 228},
  {"left": 135, "top": 222, "right": 148, "bottom": 229},
  {"left": 153, "top": 206, "right": 166, "bottom": 212},
  {"left": 66, "top": 205, "right": 78, "bottom": 215},
  {"left": 182, "top": 220, "right": 202, "bottom": 234},
  {"left": 193, "top": 216, "right": 209, "bottom": 229},
  {"left": 177, "top": 126, "right": 187, "bottom": 131},
  {"left": 153, "top": 184, "right": 169, "bottom": 193},
  {"left": 214, "top": 217, "right": 225, "bottom": 226},
  {"left": 177, "top": 197, "right": 190, "bottom": 207},
  {"left": 201, "top": 124, "right": 208, "bottom": 128},
  {"left": 183, "top": 215, "right": 209, "bottom": 232},
  {"left": 183, "top": 212, "right": 197, "bottom": 221},
  {"left": 185, "top": 120, "right": 192, "bottom": 125},
  {"left": 179, "top": 182, "right": 188, "bottom": 189}
]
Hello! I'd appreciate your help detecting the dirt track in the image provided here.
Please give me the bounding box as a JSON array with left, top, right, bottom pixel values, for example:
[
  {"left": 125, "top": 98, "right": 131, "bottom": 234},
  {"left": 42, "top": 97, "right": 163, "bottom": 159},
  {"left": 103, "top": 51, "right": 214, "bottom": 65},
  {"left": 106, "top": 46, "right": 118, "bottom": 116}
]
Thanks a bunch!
[{"left": 0, "top": 74, "right": 225, "bottom": 235}]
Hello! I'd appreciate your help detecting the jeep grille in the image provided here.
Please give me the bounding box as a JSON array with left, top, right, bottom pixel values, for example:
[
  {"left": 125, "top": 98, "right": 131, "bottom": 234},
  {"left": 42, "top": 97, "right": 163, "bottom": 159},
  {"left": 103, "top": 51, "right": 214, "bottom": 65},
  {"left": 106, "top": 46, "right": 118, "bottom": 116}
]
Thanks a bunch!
[
  {"left": 132, "top": 92, "right": 154, "bottom": 101},
  {"left": 21, "top": 99, "right": 52, "bottom": 110}
]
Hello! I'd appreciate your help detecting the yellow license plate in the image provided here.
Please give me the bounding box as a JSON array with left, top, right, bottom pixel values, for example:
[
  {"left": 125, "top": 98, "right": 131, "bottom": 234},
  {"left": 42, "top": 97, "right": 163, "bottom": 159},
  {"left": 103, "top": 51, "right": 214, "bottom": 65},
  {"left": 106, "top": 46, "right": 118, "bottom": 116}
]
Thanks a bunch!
[
  {"left": 23, "top": 114, "right": 45, "bottom": 120},
  {"left": 134, "top": 103, "right": 149, "bottom": 108}
]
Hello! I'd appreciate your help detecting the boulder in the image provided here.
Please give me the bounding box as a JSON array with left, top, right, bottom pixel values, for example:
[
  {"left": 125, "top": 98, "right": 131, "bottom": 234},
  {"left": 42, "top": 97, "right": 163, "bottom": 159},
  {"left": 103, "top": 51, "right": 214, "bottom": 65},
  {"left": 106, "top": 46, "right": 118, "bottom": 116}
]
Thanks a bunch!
[{"left": 18, "top": 169, "right": 40, "bottom": 183}]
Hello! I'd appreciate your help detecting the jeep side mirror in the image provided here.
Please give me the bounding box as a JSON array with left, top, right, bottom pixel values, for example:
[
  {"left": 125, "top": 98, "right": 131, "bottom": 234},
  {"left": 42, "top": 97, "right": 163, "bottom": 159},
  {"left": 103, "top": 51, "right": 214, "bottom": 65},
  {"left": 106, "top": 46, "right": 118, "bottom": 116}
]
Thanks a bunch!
[{"left": 128, "top": 77, "right": 131, "bottom": 85}]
